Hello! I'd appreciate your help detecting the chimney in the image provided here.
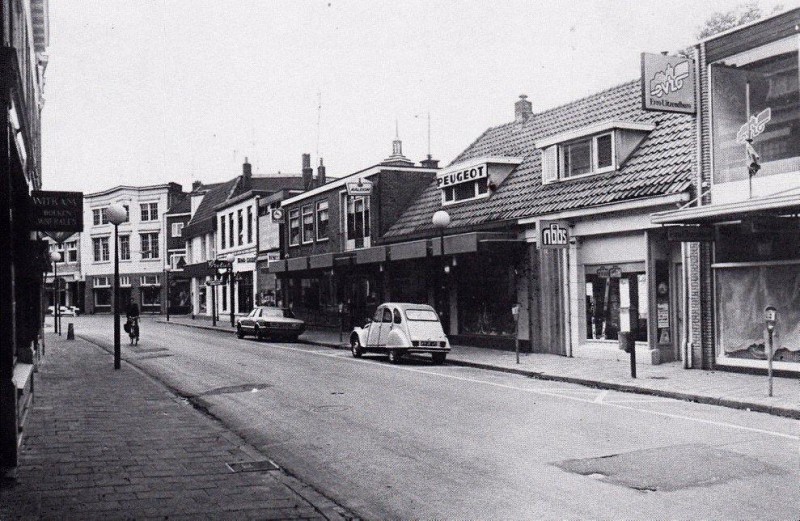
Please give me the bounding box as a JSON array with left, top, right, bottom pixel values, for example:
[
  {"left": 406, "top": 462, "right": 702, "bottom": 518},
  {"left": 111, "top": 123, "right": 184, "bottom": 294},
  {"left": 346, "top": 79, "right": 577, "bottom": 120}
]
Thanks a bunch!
[
  {"left": 515, "top": 94, "right": 532, "bottom": 123},
  {"left": 420, "top": 154, "right": 439, "bottom": 169},
  {"left": 317, "top": 158, "right": 326, "bottom": 186},
  {"left": 191, "top": 180, "right": 202, "bottom": 191},
  {"left": 242, "top": 157, "right": 252, "bottom": 190},
  {"left": 302, "top": 153, "right": 313, "bottom": 190}
]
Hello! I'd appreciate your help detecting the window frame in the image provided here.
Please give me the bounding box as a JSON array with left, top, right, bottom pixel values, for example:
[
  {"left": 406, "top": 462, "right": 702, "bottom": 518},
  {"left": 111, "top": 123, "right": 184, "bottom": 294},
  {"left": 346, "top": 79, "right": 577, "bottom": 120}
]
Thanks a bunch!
[
  {"left": 301, "top": 204, "right": 314, "bottom": 244},
  {"left": 92, "top": 236, "right": 110, "bottom": 262},
  {"left": 219, "top": 214, "right": 227, "bottom": 250},
  {"left": 140, "top": 202, "right": 158, "bottom": 222},
  {"left": 119, "top": 235, "right": 131, "bottom": 261},
  {"left": 559, "top": 132, "right": 616, "bottom": 180},
  {"left": 315, "top": 200, "right": 329, "bottom": 241},
  {"left": 140, "top": 232, "right": 160, "bottom": 260},
  {"left": 237, "top": 209, "right": 244, "bottom": 246},
  {"left": 171, "top": 222, "right": 184, "bottom": 238},
  {"left": 289, "top": 208, "right": 301, "bottom": 247}
]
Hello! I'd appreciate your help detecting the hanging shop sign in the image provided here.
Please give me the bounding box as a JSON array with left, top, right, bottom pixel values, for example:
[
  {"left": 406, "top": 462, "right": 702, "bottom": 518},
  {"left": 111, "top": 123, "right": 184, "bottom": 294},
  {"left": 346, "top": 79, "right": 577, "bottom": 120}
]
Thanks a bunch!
[
  {"left": 641, "top": 53, "right": 695, "bottom": 114},
  {"left": 666, "top": 226, "right": 715, "bottom": 242},
  {"left": 207, "top": 259, "right": 232, "bottom": 269},
  {"left": 609, "top": 266, "right": 623, "bottom": 279},
  {"left": 596, "top": 267, "right": 610, "bottom": 278},
  {"left": 538, "top": 220, "right": 569, "bottom": 249},
  {"left": 30, "top": 190, "right": 84, "bottom": 232},
  {"left": 436, "top": 164, "right": 487, "bottom": 189},
  {"left": 346, "top": 178, "right": 373, "bottom": 196},
  {"left": 271, "top": 208, "right": 284, "bottom": 223}
]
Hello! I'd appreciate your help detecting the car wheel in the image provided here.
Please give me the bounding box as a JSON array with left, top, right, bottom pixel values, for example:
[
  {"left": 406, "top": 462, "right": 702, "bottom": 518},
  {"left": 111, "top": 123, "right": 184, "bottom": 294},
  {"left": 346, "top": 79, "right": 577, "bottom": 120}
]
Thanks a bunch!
[
  {"left": 387, "top": 349, "right": 401, "bottom": 364},
  {"left": 351, "top": 337, "right": 363, "bottom": 358},
  {"left": 236, "top": 325, "right": 245, "bottom": 339},
  {"left": 432, "top": 353, "right": 447, "bottom": 365}
]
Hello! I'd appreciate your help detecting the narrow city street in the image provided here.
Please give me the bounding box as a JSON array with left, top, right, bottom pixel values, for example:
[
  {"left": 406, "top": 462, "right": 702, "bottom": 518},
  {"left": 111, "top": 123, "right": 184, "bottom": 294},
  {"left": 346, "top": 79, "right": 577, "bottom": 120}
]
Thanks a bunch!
[{"left": 73, "top": 315, "right": 799, "bottom": 521}]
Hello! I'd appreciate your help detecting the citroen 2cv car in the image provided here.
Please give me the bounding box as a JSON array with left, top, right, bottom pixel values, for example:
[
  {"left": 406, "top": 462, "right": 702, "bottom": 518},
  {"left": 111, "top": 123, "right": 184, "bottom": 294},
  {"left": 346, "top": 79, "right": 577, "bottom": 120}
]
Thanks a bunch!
[{"left": 349, "top": 303, "right": 450, "bottom": 364}]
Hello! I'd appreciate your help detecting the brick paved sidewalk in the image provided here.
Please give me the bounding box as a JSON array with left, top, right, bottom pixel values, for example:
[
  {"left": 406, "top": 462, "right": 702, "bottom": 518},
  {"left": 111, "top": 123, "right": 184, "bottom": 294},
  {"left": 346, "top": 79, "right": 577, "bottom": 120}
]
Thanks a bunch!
[
  {"left": 162, "top": 315, "right": 799, "bottom": 419},
  {"left": 0, "top": 332, "right": 352, "bottom": 521}
]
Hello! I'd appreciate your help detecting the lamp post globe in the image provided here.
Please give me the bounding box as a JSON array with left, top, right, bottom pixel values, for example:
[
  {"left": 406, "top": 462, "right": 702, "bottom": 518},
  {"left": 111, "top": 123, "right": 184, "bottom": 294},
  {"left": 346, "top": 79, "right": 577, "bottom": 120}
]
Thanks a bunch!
[
  {"left": 225, "top": 253, "right": 235, "bottom": 264},
  {"left": 108, "top": 203, "right": 126, "bottom": 370},
  {"left": 49, "top": 251, "right": 62, "bottom": 335},
  {"left": 432, "top": 210, "right": 450, "bottom": 229}
]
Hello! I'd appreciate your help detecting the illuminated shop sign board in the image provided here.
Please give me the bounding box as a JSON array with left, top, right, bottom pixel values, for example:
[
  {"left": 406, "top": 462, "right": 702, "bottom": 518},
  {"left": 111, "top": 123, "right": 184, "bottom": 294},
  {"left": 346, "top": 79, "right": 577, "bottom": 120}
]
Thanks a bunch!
[
  {"left": 436, "top": 164, "right": 487, "bottom": 189},
  {"left": 30, "top": 190, "right": 84, "bottom": 232},
  {"left": 641, "top": 53, "right": 696, "bottom": 114},
  {"left": 538, "top": 220, "right": 569, "bottom": 249},
  {"left": 346, "top": 178, "right": 373, "bottom": 196}
]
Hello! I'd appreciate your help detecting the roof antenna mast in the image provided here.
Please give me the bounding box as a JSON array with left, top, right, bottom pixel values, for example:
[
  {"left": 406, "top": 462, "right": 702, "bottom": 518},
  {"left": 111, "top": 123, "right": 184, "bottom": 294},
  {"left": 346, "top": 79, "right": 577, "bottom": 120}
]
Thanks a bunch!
[{"left": 316, "top": 92, "right": 322, "bottom": 157}]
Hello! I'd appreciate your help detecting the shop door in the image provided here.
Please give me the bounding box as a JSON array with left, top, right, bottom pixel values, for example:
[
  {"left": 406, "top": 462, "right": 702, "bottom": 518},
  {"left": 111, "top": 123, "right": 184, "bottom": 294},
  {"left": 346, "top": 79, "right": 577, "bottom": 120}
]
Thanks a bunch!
[{"left": 673, "top": 263, "right": 684, "bottom": 361}]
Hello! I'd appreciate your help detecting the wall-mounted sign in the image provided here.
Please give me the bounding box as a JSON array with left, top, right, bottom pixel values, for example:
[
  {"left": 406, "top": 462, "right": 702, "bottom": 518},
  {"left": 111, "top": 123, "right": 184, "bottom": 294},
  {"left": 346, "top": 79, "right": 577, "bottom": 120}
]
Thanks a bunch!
[
  {"left": 609, "top": 266, "right": 622, "bottom": 279},
  {"left": 236, "top": 255, "right": 256, "bottom": 264},
  {"left": 30, "top": 190, "right": 84, "bottom": 232},
  {"left": 641, "top": 53, "right": 695, "bottom": 114},
  {"left": 205, "top": 279, "right": 225, "bottom": 286},
  {"left": 666, "top": 226, "right": 715, "bottom": 242},
  {"left": 596, "top": 267, "right": 610, "bottom": 278},
  {"left": 346, "top": 178, "right": 373, "bottom": 196},
  {"left": 207, "top": 259, "right": 232, "bottom": 269},
  {"left": 736, "top": 107, "right": 771, "bottom": 143},
  {"left": 271, "top": 208, "right": 284, "bottom": 222},
  {"left": 436, "top": 164, "right": 487, "bottom": 189},
  {"left": 538, "top": 220, "right": 569, "bottom": 249}
]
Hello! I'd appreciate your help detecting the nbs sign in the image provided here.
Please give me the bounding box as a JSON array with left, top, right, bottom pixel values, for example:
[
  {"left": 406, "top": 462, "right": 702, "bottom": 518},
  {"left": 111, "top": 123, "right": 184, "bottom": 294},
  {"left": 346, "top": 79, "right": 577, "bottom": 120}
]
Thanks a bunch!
[
  {"left": 641, "top": 52, "right": 696, "bottom": 114},
  {"left": 538, "top": 220, "right": 569, "bottom": 250}
]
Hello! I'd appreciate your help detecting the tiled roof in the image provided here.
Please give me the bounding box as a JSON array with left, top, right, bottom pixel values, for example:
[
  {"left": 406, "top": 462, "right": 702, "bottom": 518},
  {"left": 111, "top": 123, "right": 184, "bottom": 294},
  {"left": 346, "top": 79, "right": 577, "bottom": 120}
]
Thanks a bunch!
[
  {"left": 186, "top": 178, "right": 241, "bottom": 228},
  {"left": 384, "top": 80, "right": 694, "bottom": 240},
  {"left": 250, "top": 175, "right": 305, "bottom": 192},
  {"left": 166, "top": 194, "right": 191, "bottom": 214}
]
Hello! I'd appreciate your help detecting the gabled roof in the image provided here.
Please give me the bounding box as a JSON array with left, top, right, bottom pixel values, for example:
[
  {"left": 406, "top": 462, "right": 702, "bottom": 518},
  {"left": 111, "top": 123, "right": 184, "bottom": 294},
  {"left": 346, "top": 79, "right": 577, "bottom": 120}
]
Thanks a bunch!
[
  {"left": 184, "top": 178, "right": 240, "bottom": 236},
  {"left": 166, "top": 193, "right": 191, "bottom": 214},
  {"left": 384, "top": 80, "right": 694, "bottom": 240}
]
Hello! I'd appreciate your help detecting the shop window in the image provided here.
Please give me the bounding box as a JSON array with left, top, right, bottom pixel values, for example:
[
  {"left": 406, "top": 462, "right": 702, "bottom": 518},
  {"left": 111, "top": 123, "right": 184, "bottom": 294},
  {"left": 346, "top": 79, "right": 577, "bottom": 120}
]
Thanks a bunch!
[
  {"left": 119, "top": 235, "right": 130, "bottom": 261},
  {"left": 140, "top": 202, "right": 158, "bottom": 222},
  {"left": 316, "top": 201, "right": 329, "bottom": 240},
  {"left": 711, "top": 36, "right": 800, "bottom": 185},
  {"left": 289, "top": 209, "right": 300, "bottom": 246},
  {"left": 94, "top": 288, "right": 111, "bottom": 307},
  {"left": 141, "top": 286, "right": 161, "bottom": 309},
  {"left": 585, "top": 270, "right": 648, "bottom": 342},
  {"left": 92, "top": 237, "right": 110, "bottom": 262},
  {"left": 302, "top": 205, "right": 314, "bottom": 244},
  {"left": 457, "top": 256, "right": 517, "bottom": 336},
  {"left": 140, "top": 232, "right": 159, "bottom": 259}
]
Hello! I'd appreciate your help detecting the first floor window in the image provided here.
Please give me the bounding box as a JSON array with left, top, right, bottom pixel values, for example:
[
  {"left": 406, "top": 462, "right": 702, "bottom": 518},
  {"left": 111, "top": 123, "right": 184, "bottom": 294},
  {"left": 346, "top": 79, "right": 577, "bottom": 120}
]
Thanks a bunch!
[
  {"left": 171, "top": 222, "right": 184, "bottom": 238},
  {"left": 302, "top": 205, "right": 314, "bottom": 243},
  {"left": 289, "top": 209, "right": 300, "bottom": 246},
  {"left": 66, "top": 241, "right": 78, "bottom": 262},
  {"left": 119, "top": 235, "right": 130, "bottom": 261},
  {"left": 140, "top": 202, "right": 158, "bottom": 221},
  {"left": 345, "top": 196, "right": 370, "bottom": 247},
  {"left": 316, "top": 201, "right": 329, "bottom": 239},
  {"left": 93, "top": 237, "right": 110, "bottom": 262},
  {"left": 140, "top": 232, "right": 159, "bottom": 259},
  {"left": 92, "top": 207, "right": 109, "bottom": 226},
  {"left": 220, "top": 215, "right": 227, "bottom": 249}
]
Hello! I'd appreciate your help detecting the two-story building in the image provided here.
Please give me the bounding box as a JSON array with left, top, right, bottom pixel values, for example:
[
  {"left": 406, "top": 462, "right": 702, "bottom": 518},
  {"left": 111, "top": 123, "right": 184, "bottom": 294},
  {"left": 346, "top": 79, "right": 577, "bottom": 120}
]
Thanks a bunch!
[
  {"left": 164, "top": 195, "right": 191, "bottom": 314},
  {"left": 653, "top": 8, "right": 800, "bottom": 374},
  {"left": 44, "top": 233, "right": 83, "bottom": 311},
  {"left": 270, "top": 139, "right": 438, "bottom": 328},
  {"left": 81, "top": 183, "right": 184, "bottom": 314}
]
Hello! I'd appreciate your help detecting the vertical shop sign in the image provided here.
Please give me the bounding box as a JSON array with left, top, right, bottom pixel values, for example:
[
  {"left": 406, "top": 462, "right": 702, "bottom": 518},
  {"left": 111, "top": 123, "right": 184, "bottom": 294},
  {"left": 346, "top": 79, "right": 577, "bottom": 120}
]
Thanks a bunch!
[{"left": 641, "top": 53, "right": 696, "bottom": 114}]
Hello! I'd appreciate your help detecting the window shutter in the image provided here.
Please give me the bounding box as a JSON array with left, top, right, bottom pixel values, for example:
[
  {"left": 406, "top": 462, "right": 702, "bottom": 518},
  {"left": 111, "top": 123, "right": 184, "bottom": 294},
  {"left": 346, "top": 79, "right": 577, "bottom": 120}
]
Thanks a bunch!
[{"left": 541, "top": 146, "right": 558, "bottom": 184}]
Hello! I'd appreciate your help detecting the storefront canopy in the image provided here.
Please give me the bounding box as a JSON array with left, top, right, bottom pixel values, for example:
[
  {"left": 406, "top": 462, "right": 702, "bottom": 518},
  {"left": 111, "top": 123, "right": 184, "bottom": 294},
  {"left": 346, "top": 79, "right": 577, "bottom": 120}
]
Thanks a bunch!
[{"left": 652, "top": 191, "right": 800, "bottom": 225}]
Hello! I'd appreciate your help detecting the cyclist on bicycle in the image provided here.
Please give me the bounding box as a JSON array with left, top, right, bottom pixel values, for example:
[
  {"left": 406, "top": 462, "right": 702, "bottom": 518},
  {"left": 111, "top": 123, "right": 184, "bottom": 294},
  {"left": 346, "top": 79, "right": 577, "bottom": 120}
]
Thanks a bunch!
[{"left": 125, "top": 299, "right": 140, "bottom": 345}]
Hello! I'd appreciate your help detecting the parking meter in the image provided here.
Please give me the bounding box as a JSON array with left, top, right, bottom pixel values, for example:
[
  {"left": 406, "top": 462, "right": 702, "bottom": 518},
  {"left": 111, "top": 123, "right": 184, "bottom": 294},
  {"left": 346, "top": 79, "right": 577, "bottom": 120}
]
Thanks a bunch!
[
  {"left": 764, "top": 306, "right": 776, "bottom": 396},
  {"left": 512, "top": 304, "right": 521, "bottom": 364}
]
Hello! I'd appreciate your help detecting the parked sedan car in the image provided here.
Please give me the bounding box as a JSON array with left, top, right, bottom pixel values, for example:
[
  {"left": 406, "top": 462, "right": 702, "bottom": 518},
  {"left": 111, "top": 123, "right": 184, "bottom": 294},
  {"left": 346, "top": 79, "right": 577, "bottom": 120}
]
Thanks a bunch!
[
  {"left": 47, "top": 305, "right": 80, "bottom": 316},
  {"left": 350, "top": 303, "right": 450, "bottom": 364},
  {"left": 236, "top": 306, "right": 305, "bottom": 341}
]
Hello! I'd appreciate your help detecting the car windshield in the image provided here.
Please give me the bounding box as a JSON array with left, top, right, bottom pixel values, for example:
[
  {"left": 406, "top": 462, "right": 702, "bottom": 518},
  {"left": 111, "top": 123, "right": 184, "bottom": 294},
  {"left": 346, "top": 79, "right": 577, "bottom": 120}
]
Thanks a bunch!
[
  {"left": 405, "top": 309, "right": 439, "bottom": 321},
  {"left": 262, "top": 308, "right": 294, "bottom": 318}
]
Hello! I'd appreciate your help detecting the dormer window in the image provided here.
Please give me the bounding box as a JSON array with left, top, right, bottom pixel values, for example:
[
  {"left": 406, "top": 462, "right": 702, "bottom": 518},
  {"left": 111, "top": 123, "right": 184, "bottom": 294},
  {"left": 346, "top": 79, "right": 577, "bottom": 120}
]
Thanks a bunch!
[
  {"left": 537, "top": 121, "right": 654, "bottom": 184},
  {"left": 436, "top": 157, "right": 523, "bottom": 206},
  {"left": 562, "top": 132, "right": 615, "bottom": 178}
]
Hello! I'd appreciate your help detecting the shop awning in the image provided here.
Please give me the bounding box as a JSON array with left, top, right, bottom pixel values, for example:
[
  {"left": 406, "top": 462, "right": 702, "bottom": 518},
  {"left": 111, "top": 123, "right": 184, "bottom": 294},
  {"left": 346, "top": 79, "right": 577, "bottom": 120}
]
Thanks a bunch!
[
  {"left": 309, "top": 253, "right": 334, "bottom": 269},
  {"left": 287, "top": 257, "right": 308, "bottom": 272},
  {"left": 182, "top": 261, "right": 216, "bottom": 278},
  {"left": 652, "top": 192, "right": 800, "bottom": 225},
  {"left": 355, "top": 246, "right": 387, "bottom": 264},
  {"left": 389, "top": 240, "right": 428, "bottom": 261},
  {"left": 432, "top": 231, "right": 523, "bottom": 256},
  {"left": 268, "top": 259, "right": 287, "bottom": 273}
]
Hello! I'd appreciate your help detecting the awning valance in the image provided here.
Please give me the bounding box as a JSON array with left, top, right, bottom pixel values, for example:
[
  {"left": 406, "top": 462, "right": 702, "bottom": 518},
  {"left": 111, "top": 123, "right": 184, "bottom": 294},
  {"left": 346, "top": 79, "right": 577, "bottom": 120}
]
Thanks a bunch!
[
  {"left": 432, "top": 232, "right": 522, "bottom": 256},
  {"left": 652, "top": 192, "right": 800, "bottom": 225},
  {"left": 309, "top": 253, "right": 334, "bottom": 269},
  {"left": 355, "top": 246, "right": 387, "bottom": 264},
  {"left": 389, "top": 240, "right": 428, "bottom": 261},
  {"left": 287, "top": 257, "right": 308, "bottom": 272}
]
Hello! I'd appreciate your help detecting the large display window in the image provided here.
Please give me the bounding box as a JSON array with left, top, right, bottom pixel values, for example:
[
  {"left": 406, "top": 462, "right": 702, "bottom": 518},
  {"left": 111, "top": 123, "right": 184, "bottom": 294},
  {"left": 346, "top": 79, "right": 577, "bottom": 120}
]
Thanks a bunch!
[
  {"left": 456, "top": 254, "right": 517, "bottom": 337},
  {"left": 711, "top": 36, "right": 799, "bottom": 185},
  {"left": 584, "top": 266, "right": 648, "bottom": 342}
]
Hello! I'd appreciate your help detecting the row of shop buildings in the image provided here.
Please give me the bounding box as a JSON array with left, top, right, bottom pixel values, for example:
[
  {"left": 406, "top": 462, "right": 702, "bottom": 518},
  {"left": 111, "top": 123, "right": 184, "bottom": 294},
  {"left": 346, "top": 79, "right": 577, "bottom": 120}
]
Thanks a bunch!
[{"left": 261, "top": 9, "right": 800, "bottom": 377}]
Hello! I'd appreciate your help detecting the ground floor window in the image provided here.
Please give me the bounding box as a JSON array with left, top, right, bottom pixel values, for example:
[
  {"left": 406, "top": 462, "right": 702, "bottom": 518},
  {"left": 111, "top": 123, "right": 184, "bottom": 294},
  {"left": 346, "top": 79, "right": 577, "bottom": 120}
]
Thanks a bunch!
[
  {"left": 585, "top": 268, "right": 648, "bottom": 342},
  {"left": 198, "top": 284, "right": 207, "bottom": 314},
  {"left": 237, "top": 272, "right": 254, "bottom": 314},
  {"left": 457, "top": 255, "right": 517, "bottom": 336},
  {"left": 387, "top": 262, "right": 428, "bottom": 304},
  {"left": 716, "top": 263, "right": 800, "bottom": 363},
  {"left": 94, "top": 288, "right": 111, "bottom": 308},
  {"left": 141, "top": 286, "right": 161, "bottom": 310}
]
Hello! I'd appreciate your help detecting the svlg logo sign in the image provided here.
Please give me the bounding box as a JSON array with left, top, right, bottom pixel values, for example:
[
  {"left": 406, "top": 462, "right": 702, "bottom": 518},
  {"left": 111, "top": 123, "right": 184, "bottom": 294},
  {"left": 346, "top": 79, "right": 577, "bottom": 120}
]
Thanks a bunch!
[{"left": 539, "top": 220, "right": 569, "bottom": 250}]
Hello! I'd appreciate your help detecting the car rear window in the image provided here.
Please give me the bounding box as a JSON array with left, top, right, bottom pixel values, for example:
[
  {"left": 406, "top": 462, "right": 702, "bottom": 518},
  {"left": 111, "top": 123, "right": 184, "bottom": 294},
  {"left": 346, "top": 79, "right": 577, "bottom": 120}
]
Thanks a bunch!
[
  {"left": 405, "top": 309, "right": 438, "bottom": 321},
  {"left": 262, "top": 308, "right": 294, "bottom": 318}
]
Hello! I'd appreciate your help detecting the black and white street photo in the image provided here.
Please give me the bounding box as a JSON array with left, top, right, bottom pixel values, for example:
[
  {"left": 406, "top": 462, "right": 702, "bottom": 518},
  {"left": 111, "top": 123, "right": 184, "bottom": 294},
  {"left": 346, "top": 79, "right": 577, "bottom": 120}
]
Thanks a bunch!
[{"left": 1, "top": 1, "right": 799, "bottom": 519}]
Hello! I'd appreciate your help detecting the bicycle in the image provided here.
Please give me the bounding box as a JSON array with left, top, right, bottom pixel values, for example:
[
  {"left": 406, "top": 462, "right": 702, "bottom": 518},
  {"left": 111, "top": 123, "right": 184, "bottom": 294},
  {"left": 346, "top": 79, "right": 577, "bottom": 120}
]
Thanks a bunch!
[{"left": 126, "top": 316, "right": 139, "bottom": 345}]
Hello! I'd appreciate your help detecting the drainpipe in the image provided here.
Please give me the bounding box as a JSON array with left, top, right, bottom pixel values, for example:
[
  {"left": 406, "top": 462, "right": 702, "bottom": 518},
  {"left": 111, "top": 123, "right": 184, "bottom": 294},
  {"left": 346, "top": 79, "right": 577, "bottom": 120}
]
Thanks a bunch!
[
  {"left": 254, "top": 196, "right": 260, "bottom": 307},
  {"left": 682, "top": 242, "right": 692, "bottom": 369}
]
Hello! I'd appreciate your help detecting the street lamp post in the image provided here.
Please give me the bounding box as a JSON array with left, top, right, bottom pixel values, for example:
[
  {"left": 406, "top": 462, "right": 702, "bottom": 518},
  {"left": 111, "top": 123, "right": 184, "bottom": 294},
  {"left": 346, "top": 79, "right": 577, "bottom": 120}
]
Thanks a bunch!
[
  {"left": 226, "top": 253, "right": 235, "bottom": 327},
  {"left": 108, "top": 204, "right": 127, "bottom": 370},
  {"left": 164, "top": 265, "right": 172, "bottom": 322},
  {"left": 49, "top": 251, "right": 62, "bottom": 336},
  {"left": 432, "top": 210, "right": 451, "bottom": 329}
]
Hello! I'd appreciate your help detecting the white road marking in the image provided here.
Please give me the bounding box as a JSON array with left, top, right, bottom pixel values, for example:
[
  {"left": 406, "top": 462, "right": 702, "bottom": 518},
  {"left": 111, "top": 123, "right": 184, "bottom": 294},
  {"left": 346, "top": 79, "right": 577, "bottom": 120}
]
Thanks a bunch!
[
  {"left": 593, "top": 390, "right": 608, "bottom": 403},
  {"left": 259, "top": 341, "right": 800, "bottom": 441}
]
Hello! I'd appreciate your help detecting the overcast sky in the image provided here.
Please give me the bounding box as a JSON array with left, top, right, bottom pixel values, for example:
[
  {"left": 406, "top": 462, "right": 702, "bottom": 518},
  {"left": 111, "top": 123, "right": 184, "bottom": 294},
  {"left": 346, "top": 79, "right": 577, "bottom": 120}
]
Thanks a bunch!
[{"left": 41, "top": 0, "right": 795, "bottom": 193}]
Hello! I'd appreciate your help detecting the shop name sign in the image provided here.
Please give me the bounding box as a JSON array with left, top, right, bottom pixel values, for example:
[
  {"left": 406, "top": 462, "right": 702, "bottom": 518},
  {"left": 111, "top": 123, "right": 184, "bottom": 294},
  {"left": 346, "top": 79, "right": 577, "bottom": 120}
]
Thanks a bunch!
[
  {"left": 641, "top": 53, "right": 695, "bottom": 114},
  {"left": 666, "top": 226, "right": 715, "bottom": 242},
  {"left": 437, "top": 164, "right": 487, "bottom": 189},
  {"left": 736, "top": 108, "right": 771, "bottom": 143},
  {"left": 539, "top": 220, "right": 569, "bottom": 249},
  {"left": 346, "top": 178, "right": 373, "bottom": 196},
  {"left": 30, "top": 190, "right": 84, "bottom": 232},
  {"left": 207, "top": 259, "right": 232, "bottom": 269}
]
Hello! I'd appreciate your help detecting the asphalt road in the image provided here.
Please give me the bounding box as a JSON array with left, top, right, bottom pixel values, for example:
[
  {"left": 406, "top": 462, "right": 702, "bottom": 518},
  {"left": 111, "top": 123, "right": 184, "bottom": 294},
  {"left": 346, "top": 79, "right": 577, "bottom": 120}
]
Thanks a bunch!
[{"left": 73, "top": 316, "right": 799, "bottom": 520}]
